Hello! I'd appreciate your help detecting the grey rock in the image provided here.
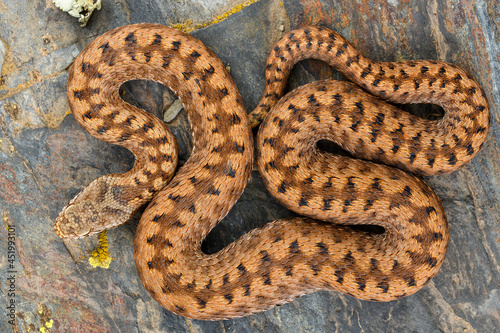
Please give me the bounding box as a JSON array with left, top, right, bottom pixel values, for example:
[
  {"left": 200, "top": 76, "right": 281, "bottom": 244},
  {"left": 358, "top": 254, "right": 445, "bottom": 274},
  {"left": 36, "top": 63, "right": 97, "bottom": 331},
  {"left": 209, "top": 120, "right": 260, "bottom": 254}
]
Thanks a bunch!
[{"left": 0, "top": 0, "right": 498, "bottom": 332}]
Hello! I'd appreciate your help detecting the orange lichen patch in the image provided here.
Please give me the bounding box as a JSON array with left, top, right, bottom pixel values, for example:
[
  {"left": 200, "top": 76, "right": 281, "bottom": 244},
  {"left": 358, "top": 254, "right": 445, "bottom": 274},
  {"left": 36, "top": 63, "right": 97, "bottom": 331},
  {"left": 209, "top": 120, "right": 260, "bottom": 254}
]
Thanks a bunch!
[
  {"left": 88, "top": 231, "right": 115, "bottom": 269},
  {"left": 170, "top": 0, "right": 260, "bottom": 33}
]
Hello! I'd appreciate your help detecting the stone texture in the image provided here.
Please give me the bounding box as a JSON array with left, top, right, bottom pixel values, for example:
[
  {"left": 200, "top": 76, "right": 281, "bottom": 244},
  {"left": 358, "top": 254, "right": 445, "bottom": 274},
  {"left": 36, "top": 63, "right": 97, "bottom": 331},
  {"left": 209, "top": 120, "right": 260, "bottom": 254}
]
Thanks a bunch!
[{"left": 0, "top": 0, "right": 499, "bottom": 332}]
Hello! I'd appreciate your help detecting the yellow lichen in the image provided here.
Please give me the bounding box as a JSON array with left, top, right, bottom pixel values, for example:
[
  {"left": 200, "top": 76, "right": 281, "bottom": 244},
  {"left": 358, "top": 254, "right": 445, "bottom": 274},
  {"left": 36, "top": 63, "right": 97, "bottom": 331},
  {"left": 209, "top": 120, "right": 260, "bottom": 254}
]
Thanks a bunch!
[
  {"left": 88, "top": 230, "right": 115, "bottom": 269},
  {"left": 171, "top": 0, "right": 260, "bottom": 33},
  {"left": 36, "top": 303, "right": 53, "bottom": 333},
  {"left": 40, "top": 320, "right": 53, "bottom": 333}
]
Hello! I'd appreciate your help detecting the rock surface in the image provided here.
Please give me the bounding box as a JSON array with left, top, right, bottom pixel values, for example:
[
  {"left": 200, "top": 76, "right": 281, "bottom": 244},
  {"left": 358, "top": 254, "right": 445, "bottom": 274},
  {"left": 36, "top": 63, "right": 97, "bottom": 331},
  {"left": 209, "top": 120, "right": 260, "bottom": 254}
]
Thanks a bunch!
[{"left": 0, "top": 0, "right": 499, "bottom": 332}]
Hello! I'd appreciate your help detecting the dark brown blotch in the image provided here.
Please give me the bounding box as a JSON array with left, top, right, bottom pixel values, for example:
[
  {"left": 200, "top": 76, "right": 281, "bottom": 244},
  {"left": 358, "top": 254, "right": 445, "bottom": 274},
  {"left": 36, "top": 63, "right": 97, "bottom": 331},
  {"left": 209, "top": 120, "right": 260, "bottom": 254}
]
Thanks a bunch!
[
  {"left": 263, "top": 137, "right": 276, "bottom": 147},
  {"left": 263, "top": 273, "right": 271, "bottom": 285},
  {"left": 73, "top": 90, "right": 85, "bottom": 100},
  {"left": 212, "top": 145, "right": 223, "bottom": 153},
  {"left": 142, "top": 121, "right": 154, "bottom": 132},
  {"left": 370, "top": 258, "right": 379, "bottom": 271},
  {"left": 425, "top": 206, "right": 436, "bottom": 215},
  {"left": 237, "top": 263, "right": 247, "bottom": 274},
  {"left": 363, "top": 199, "right": 374, "bottom": 211},
  {"left": 168, "top": 193, "right": 182, "bottom": 202},
  {"left": 310, "top": 264, "right": 321, "bottom": 275},
  {"left": 81, "top": 62, "right": 91, "bottom": 73},
  {"left": 343, "top": 251, "right": 355, "bottom": 263},
  {"left": 151, "top": 33, "right": 162, "bottom": 45},
  {"left": 372, "top": 178, "right": 382, "bottom": 191},
  {"left": 234, "top": 142, "right": 245, "bottom": 154},
  {"left": 426, "top": 256, "right": 438, "bottom": 268},
  {"left": 303, "top": 177, "right": 313, "bottom": 185},
  {"left": 405, "top": 276, "right": 416, "bottom": 287},
  {"left": 409, "top": 152, "right": 416, "bottom": 164},
  {"left": 322, "top": 198, "right": 331, "bottom": 211},
  {"left": 230, "top": 113, "right": 241, "bottom": 125},
  {"left": 190, "top": 50, "right": 201, "bottom": 61},
  {"left": 125, "top": 32, "right": 137, "bottom": 44},
  {"left": 196, "top": 297, "right": 207, "bottom": 308},
  {"left": 360, "top": 64, "right": 372, "bottom": 78},
  {"left": 317, "top": 242, "right": 328, "bottom": 255},
  {"left": 289, "top": 240, "right": 300, "bottom": 254},
  {"left": 171, "top": 40, "right": 181, "bottom": 51},
  {"left": 377, "top": 282, "right": 389, "bottom": 293},
  {"left": 334, "top": 270, "right": 344, "bottom": 284},
  {"left": 96, "top": 126, "right": 108, "bottom": 135},
  {"left": 335, "top": 43, "right": 347, "bottom": 56},
  {"left": 427, "top": 156, "right": 435, "bottom": 168},
  {"left": 374, "top": 112, "right": 385, "bottom": 125},
  {"left": 277, "top": 181, "right": 287, "bottom": 194},
  {"left": 205, "top": 279, "right": 212, "bottom": 290},
  {"left": 448, "top": 153, "right": 457, "bottom": 165},
  {"left": 162, "top": 56, "right": 171, "bottom": 68},
  {"left": 298, "top": 196, "right": 309, "bottom": 207},
  {"left": 207, "top": 186, "right": 220, "bottom": 196},
  {"left": 402, "top": 185, "right": 412, "bottom": 197},
  {"left": 260, "top": 250, "right": 271, "bottom": 263},
  {"left": 98, "top": 42, "right": 111, "bottom": 53}
]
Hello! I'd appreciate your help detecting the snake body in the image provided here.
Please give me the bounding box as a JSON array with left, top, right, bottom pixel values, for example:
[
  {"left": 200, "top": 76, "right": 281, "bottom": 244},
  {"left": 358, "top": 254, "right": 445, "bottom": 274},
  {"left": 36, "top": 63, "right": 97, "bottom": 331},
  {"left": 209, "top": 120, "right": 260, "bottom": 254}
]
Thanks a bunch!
[{"left": 55, "top": 24, "right": 489, "bottom": 320}]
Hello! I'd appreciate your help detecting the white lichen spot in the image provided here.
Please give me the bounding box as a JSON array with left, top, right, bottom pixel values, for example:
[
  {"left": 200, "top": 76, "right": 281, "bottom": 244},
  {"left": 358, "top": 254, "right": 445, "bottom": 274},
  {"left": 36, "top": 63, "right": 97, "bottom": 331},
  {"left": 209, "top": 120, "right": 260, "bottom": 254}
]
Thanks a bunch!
[{"left": 53, "top": 0, "right": 102, "bottom": 26}]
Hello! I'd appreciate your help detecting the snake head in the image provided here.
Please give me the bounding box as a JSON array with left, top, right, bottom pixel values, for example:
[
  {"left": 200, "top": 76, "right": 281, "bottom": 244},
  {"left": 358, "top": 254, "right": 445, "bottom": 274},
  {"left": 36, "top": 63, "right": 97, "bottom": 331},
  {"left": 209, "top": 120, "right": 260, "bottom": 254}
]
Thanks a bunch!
[
  {"left": 54, "top": 190, "right": 102, "bottom": 239},
  {"left": 54, "top": 175, "right": 134, "bottom": 239}
]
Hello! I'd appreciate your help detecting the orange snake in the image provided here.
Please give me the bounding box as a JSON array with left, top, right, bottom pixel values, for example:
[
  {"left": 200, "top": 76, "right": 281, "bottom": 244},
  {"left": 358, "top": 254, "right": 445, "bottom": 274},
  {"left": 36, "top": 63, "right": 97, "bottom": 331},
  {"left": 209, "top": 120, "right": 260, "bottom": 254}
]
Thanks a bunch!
[{"left": 55, "top": 24, "right": 489, "bottom": 320}]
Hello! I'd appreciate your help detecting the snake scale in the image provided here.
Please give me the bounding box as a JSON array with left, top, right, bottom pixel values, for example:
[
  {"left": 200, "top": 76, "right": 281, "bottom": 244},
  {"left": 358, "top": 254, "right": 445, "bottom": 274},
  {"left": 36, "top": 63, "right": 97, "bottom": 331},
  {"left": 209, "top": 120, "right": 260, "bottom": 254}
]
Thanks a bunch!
[{"left": 54, "top": 24, "right": 489, "bottom": 320}]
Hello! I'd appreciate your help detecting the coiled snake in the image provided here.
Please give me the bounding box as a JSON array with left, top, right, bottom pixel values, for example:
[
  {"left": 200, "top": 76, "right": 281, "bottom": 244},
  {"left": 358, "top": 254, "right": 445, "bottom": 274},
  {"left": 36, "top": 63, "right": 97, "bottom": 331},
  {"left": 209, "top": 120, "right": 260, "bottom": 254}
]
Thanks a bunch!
[{"left": 55, "top": 24, "right": 489, "bottom": 320}]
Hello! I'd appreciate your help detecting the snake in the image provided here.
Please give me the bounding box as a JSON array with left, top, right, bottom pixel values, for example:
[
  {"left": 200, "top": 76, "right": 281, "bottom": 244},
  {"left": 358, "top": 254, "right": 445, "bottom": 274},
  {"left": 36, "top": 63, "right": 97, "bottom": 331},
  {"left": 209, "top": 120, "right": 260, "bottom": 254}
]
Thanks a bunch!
[{"left": 54, "top": 24, "right": 489, "bottom": 320}]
